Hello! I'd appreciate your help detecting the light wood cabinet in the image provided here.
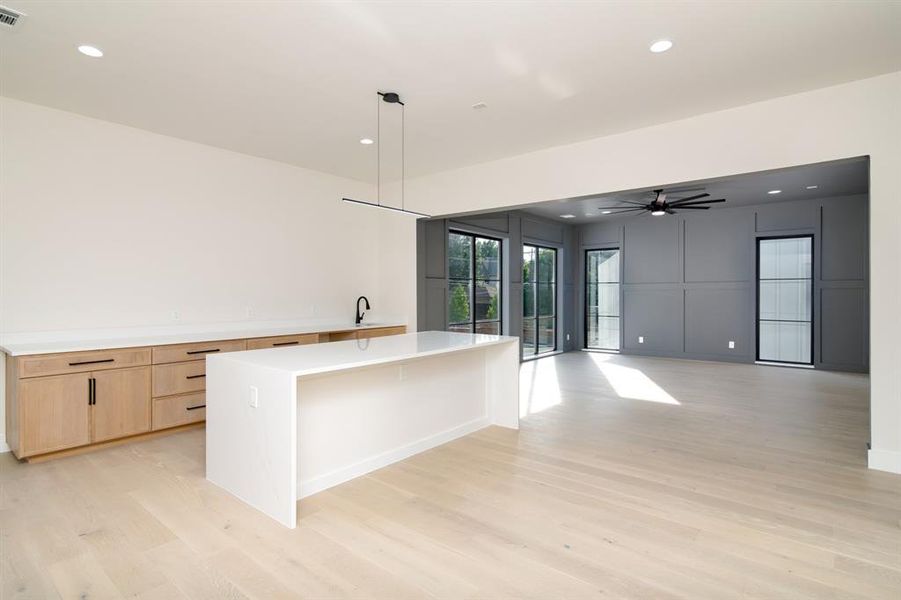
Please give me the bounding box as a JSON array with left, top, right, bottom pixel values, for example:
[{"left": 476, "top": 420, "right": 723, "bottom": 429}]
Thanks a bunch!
[
  {"left": 92, "top": 366, "right": 151, "bottom": 442},
  {"left": 5, "top": 324, "right": 405, "bottom": 460},
  {"left": 18, "top": 373, "right": 92, "bottom": 456},
  {"left": 246, "top": 333, "right": 319, "bottom": 350},
  {"left": 152, "top": 361, "right": 206, "bottom": 397},
  {"left": 152, "top": 392, "right": 206, "bottom": 430}
]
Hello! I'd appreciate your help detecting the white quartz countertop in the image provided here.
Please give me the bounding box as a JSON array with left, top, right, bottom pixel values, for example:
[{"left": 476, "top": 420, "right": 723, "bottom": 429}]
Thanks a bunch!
[
  {"left": 0, "top": 318, "right": 407, "bottom": 356},
  {"left": 209, "top": 331, "right": 519, "bottom": 377}
]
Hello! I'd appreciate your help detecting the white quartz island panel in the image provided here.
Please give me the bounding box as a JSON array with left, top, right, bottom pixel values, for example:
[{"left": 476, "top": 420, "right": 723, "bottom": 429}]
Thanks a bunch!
[{"left": 205, "top": 331, "right": 520, "bottom": 528}]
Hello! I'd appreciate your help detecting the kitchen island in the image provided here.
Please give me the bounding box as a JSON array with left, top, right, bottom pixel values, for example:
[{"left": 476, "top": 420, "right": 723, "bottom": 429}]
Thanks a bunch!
[{"left": 206, "top": 331, "right": 520, "bottom": 528}]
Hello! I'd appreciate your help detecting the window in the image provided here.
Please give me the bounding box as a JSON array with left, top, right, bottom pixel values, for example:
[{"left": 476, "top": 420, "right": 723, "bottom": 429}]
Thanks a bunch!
[
  {"left": 585, "top": 249, "right": 620, "bottom": 350},
  {"left": 522, "top": 245, "right": 557, "bottom": 356},
  {"left": 757, "top": 236, "right": 813, "bottom": 364},
  {"left": 447, "top": 231, "right": 502, "bottom": 334}
]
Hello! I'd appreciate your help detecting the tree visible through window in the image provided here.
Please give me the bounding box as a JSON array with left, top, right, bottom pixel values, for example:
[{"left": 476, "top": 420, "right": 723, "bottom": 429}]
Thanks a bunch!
[
  {"left": 523, "top": 244, "right": 556, "bottom": 356},
  {"left": 447, "top": 231, "right": 502, "bottom": 334}
]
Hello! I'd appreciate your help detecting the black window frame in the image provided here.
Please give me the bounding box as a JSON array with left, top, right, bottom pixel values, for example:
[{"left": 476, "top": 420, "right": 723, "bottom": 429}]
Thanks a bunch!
[
  {"left": 755, "top": 234, "right": 815, "bottom": 366},
  {"left": 584, "top": 247, "right": 621, "bottom": 351},
  {"left": 447, "top": 230, "right": 503, "bottom": 335},
  {"left": 522, "top": 243, "right": 558, "bottom": 357}
]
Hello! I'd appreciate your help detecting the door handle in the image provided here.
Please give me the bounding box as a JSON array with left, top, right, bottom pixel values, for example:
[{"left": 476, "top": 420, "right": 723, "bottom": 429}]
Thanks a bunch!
[
  {"left": 185, "top": 374, "right": 206, "bottom": 380},
  {"left": 185, "top": 404, "right": 206, "bottom": 411},
  {"left": 88, "top": 377, "right": 96, "bottom": 405}
]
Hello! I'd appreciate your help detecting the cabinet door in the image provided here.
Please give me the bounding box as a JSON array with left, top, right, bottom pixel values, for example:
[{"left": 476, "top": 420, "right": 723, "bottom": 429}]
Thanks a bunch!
[
  {"left": 92, "top": 366, "right": 151, "bottom": 442},
  {"left": 18, "top": 373, "right": 92, "bottom": 457}
]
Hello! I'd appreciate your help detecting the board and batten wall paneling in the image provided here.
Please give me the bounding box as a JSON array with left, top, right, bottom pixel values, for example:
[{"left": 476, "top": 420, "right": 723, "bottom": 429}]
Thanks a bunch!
[
  {"left": 416, "top": 210, "right": 578, "bottom": 353},
  {"left": 577, "top": 195, "right": 867, "bottom": 371}
]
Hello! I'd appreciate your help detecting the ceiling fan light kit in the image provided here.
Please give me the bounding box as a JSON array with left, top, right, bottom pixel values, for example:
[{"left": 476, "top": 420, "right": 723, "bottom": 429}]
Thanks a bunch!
[{"left": 597, "top": 189, "right": 727, "bottom": 217}]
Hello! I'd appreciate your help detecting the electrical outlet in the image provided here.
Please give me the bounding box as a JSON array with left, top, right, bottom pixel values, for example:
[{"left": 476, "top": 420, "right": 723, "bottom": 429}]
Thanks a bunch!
[
  {"left": 171, "top": 310, "right": 180, "bottom": 321},
  {"left": 566, "top": 333, "right": 571, "bottom": 341},
  {"left": 245, "top": 306, "right": 254, "bottom": 319},
  {"left": 249, "top": 385, "right": 259, "bottom": 408},
  {"left": 728, "top": 340, "right": 735, "bottom": 349},
  {"left": 638, "top": 336, "right": 644, "bottom": 344}
]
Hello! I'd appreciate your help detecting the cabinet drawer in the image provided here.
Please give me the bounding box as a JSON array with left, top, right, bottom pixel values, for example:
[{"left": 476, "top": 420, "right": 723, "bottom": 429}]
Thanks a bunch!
[
  {"left": 18, "top": 347, "right": 151, "bottom": 379},
  {"left": 359, "top": 326, "right": 406, "bottom": 339},
  {"left": 246, "top": 333, "right": 319, "bottom": 350},
  {"left": 324, "top": 330, "right": 358, "bottom": 342},
  {"left": 152, "top": 392, "right": 206, "bottom": 430},
  {"left": 152, "top": 361, "right": 206, "bottom": 397},
  {"left": 152, "top": 339, "right": 245, "bottom": 364}
]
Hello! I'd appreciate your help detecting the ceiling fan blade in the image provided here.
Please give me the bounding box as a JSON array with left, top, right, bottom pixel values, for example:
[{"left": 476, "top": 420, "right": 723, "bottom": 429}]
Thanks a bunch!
[
  {"left": 667, "top": 193, "right": 709, "bottom": 204},
  {"left": 602, "top": 199, "right": 647, "bottom": 206},
  {"left": 669, "top": 198, "right": 726, "bottom": 207},
  {"left": 673, "top": 205, "right": 711, "bottom": 209},
  {"left": 664, "top": 208, "right": 677, "bottom": 215}
]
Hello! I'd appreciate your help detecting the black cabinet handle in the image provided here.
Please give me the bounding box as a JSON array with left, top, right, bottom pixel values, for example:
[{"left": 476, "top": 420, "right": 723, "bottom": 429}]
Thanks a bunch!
[
  {"left": 273, "top": 341, "right": 299, "bottom": 346},
  {"left": 186, "top": 348, "right": 220, "bottom": 355},
  {"left": 70, "top": 358, "right": 114, "bottom": 366},
  {"left": 88, "top": 377, "right": 96, "bottom": 405},
  {"left": 186, "top": 404, "right": 206, "bottom": 411},
  {"left": 185, "top": 374, "right": 206, "bottom": 380}
]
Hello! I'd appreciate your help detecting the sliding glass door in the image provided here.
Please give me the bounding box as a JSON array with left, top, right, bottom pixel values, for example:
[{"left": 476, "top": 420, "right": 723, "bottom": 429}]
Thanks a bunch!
[
  {"left": 522, "top": 245, "right": 557, "bottom": 356},
  {"left": 757, "top": 236, "right": 813, "bottom": 364},
  {"left": 447, "top": 231, "right": 502, "bottom": 334},
  {"left": 585, "top": 249, "right": 621, "bottom": 350}
]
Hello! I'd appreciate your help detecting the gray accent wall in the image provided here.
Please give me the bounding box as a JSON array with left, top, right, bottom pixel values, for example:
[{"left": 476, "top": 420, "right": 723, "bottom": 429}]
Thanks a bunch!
[
  {"left": 416, "top": 211, "right": 579, "bottom": 356},
  {"left": 417, "top": 194, "right": 868, "bottom": 372},
  {"left": 577, "top": 194, "right": 869, "bottom": 372}
]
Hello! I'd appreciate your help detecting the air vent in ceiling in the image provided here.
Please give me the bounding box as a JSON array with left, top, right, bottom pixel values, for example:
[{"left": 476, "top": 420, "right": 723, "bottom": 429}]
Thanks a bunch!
[{"left": 0, "top": 5, "right": 25, "bottom": 28}]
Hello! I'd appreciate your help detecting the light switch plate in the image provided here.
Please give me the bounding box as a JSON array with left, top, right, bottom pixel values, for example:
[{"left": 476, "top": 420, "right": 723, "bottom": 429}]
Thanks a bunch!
[
  {"left": 249, "top": 385, "right": 259, "bottom": 408},
  {"left": 728, "top": 340, "right": 735, "bottom": 349},
  {"left": 638, "top": 336, "right": 644, "bottom": 344}
]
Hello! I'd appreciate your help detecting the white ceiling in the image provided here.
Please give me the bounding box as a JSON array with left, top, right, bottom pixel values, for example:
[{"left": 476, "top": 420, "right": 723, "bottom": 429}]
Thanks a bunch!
[
  {"left": 520, "top": 158, "right": 869, "bottom": 224},
  {"left": 1, "top": 2, "right": 899, "bottom": 182}
]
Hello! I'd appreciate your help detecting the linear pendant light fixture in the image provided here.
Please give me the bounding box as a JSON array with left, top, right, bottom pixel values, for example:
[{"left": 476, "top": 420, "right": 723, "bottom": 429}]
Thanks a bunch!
[{"left": 342, "top": 91, "right": 430, "bottom": 219}]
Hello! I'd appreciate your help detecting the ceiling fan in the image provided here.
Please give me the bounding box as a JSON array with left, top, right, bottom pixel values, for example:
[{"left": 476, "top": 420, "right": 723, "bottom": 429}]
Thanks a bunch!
[{"left": 598, "top": 189, "right": 725, "bottom": 216}]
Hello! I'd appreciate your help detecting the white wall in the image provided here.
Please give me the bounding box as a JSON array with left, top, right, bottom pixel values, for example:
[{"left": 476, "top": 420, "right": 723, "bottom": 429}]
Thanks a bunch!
[
  {"left": 0, "top": 97, "right": 418, "bottom": 451},
  {"left": 405, "top": 72, "right": 901, "bottom": 474}
]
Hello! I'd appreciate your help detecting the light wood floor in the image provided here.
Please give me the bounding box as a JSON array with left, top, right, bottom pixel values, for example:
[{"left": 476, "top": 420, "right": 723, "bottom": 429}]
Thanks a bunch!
[{"left": 2, "top": 352, "right": 899, "bottom": 599}]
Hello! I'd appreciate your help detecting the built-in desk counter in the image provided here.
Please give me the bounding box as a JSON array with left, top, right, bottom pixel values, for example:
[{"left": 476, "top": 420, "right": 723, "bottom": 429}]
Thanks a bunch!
[
  {"left": 206, "top": 331, "right": 520, "bottom": 528},
  {"left": 2, "top": 320, "right": 406, "bottom": 460}
]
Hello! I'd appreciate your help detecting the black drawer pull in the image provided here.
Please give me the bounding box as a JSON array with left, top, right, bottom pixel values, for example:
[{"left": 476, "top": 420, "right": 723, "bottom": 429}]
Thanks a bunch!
[
  {"left": 186, "top": 348, "right": 220, "bottom": 355},
  {"left": 186, "top": 404, "right": 206, "bottom": 411},
  {"left": 69, "top": 358, "right": 114, "bottom": 366},
  {"left": 186, "top": 374, "right": 206, "bottom": 380},
  {"left": 273, "top": 341, "right": 300, "bottom": 346}
]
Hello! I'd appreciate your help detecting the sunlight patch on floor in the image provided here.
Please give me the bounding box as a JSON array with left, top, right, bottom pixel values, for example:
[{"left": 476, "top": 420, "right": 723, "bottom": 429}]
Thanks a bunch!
[
  {"left": 588, "top": 353, "right": 680, "bottom": 405},
  {"left": 519, "top": 357, "right": 562, "bottom": 417}
]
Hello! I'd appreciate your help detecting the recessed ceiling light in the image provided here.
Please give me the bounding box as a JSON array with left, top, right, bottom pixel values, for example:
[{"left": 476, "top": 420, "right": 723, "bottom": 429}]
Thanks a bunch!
[
  {"left": 77, "top": 45, "right": 103, "bottom": 58},
  {"left": 649, "top": 39, "right": 673, "bottom": 53},
  {"left": 767, "top": 189, "right": 782, "bottom": 195},
  {"left": 601, "top": 210, "right": 612, "bottom": 215},
  {"left": 560, "top": 214, "right": 575, "bottom": 219},
  {"left": 472, "top": 102, "right": 487, "bottom": 110},
  {"left": 806, "top": 185, "right": 818, "bottom": 189},
  {"left": 359, "top": 138, "right": 374, "bottom": 145},
  {"left": 651, "top": 210, "right": 665, "bottom": 216}
]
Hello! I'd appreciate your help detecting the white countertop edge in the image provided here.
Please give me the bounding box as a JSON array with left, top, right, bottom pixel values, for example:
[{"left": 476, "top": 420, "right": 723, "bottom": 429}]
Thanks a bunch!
[
  {"left": 209, "top": 332, "right": 520, "bottom": 378},
  {"left": 0, "top": 318, "right": 408, "bottom": 356}
]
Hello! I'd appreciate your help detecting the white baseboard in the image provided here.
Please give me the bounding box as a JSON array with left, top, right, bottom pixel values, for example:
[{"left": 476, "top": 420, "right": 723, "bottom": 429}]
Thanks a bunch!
[
  {"left": 298, "top": 416, "right": 490, "bottom": 498},
  {"left": 868, "top": 448, "right": 901, "bottom": 474}
]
